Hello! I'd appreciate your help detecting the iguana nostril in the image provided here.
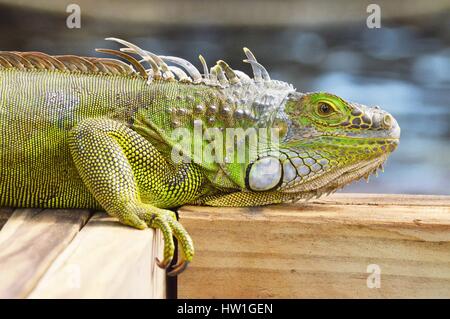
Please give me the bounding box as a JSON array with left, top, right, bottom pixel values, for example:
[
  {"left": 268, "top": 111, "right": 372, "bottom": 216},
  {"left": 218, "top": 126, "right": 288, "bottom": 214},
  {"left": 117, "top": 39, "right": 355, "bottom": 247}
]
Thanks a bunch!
[{"left": 382, "top": 114, "right": 393, "bottom": 129}]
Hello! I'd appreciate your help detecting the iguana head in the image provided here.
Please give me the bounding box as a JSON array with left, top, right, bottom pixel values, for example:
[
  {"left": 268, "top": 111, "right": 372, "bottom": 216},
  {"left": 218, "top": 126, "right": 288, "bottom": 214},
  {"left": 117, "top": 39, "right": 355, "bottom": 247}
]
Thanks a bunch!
[{"left": 245, "top": 91, "right": 400, "bottom": 197}]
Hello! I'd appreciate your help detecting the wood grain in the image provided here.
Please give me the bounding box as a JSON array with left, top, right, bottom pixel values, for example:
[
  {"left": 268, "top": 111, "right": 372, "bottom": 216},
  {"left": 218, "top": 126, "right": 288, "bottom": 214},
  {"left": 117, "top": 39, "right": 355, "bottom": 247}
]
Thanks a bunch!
[
  {"left": 28, "top": 212, "right": 166, "bottom": 299},
  {"left": 177, "top": 193, "right": 450, "bottom": 298},
  {"left": 313, "top": 193, "right": 450, "bottom": 207},
  {"left": 0, "top": 208, "right": 91, "bottom": 298}
]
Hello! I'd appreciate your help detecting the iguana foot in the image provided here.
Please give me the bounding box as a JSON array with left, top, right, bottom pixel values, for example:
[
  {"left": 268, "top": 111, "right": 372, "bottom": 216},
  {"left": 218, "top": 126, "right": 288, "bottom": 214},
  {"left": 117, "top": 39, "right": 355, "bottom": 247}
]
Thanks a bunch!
[
  {"left": 70, "top": 118, "right": 199, "bottom": 276},
  {"left": 138, "top": 207, "right": 194, "bottom": 276}
]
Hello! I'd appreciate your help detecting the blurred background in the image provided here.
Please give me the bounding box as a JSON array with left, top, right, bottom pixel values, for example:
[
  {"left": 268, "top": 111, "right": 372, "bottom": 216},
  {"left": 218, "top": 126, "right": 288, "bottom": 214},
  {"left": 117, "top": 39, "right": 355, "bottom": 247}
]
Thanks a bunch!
[{"left": 0, "top": 0, "right": 449, "bottom": 195}]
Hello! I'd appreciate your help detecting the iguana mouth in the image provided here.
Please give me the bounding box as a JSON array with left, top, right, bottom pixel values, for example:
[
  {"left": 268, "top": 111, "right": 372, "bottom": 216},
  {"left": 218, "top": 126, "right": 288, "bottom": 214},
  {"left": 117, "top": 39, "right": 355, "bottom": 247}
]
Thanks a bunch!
[
  {"left": 246, "top": 136, "right": 397, "bottom": 195},
  {"left": 281, "top": 153, "right": 389, "bottom": 195}
]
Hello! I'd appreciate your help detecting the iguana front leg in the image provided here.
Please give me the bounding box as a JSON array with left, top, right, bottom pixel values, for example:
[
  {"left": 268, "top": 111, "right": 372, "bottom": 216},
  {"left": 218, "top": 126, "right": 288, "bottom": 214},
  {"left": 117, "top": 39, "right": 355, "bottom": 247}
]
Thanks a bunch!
[{"left": 69, "top": 118, "right": 203, "bottom": 275}]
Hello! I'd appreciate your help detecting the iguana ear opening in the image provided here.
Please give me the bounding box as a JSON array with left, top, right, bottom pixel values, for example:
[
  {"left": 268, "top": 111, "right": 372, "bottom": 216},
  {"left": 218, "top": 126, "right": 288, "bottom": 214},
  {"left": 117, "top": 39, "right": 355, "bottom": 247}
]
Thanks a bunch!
[{"left": 245, "top": 156, "right": 283, "bottom": 191}]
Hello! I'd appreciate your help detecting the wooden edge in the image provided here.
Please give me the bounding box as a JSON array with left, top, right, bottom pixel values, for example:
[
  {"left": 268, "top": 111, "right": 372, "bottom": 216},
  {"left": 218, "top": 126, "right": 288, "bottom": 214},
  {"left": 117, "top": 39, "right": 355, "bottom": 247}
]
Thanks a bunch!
[
  {"left": 177, "top": 194, "right": 450, "bottom": 298},
  {"left": 0, "top": 208, "right": 91, "bottom": 298},
  {"left": 313, "top": 193, "right": 450, "bottom": 206},
  {"left": 28, "top": 212, "right": 166, "bottom": 299},
  {"left": 180, "top": 197, "right": 450, "bottom": 227}
]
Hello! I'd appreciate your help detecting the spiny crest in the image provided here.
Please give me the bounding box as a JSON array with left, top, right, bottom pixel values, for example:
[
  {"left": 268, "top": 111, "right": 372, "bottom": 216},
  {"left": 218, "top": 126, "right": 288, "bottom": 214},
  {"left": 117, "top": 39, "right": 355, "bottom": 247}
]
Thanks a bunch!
[
  {"left": 0, "top": 51, "right": 137, "bottom": 76},
  {"left": 103, "top": 37, "right": 278, "bottom": 87},
  {"left": 0, "top": 38, "right": 288, "bottom": 90}
]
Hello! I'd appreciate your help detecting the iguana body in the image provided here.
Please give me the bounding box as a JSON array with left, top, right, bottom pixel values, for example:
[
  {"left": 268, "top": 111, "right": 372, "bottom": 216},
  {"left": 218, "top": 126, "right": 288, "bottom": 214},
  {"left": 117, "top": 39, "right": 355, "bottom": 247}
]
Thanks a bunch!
[{"left": 0, "top": 38, "right": 400, "bottom": 275}]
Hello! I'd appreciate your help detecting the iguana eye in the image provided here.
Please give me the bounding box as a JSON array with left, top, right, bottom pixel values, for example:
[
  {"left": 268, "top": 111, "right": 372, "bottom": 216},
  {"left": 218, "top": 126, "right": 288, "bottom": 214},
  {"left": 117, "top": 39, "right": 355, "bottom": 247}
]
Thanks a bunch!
[{"left": 317, "top": 102, "right": 335, "bottom": 116}]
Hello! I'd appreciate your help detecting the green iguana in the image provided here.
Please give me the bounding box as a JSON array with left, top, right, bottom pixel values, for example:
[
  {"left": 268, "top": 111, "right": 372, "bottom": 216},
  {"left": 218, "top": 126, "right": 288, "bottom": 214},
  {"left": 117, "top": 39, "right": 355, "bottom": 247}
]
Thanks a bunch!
[{"left": 0, "top": 38, "right": 400, "bottom": 275}]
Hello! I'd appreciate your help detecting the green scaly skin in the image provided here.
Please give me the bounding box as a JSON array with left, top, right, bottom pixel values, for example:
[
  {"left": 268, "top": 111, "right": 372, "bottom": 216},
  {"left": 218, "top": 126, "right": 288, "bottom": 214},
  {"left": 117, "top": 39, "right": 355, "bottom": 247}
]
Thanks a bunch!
[{"left": 0, "top": 39, "right": 400, "bottom": 275}]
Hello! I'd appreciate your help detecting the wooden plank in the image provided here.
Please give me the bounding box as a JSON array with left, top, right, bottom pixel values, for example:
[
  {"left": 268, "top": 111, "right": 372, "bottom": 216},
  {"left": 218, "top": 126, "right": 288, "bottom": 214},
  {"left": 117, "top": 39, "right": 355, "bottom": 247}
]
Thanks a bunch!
[
  {"left": 28, "top": 212, "right": 166, "bottom": 299},
  {"left": 0, "top": 208, "right": 91, "bottom": 298},
  {"left": 313, "top": 193, "right": 450, "bottom": 207},
  {"left": 177, "top": 194, "right": 450, "bottom": 298}
]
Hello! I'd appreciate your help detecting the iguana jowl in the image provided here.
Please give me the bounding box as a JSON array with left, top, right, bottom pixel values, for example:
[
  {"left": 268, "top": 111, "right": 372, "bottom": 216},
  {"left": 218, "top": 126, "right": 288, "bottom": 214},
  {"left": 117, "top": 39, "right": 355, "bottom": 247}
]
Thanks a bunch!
[{"left": 0, "top": 38, "right": 400, "bottom": 275}]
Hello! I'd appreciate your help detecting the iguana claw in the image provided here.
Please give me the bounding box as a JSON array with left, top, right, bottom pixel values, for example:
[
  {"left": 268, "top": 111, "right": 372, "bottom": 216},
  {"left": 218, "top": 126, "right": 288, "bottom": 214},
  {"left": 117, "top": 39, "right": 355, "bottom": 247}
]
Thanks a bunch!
[
  {"left": 148, "top": 208, "right": 194, "bottom": 275},
  {"left": 156, "top": 256, "right": 173, "bottom": 269},
  {"left": 168, "top": 261, "right": 190, "bottom": 276}
]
